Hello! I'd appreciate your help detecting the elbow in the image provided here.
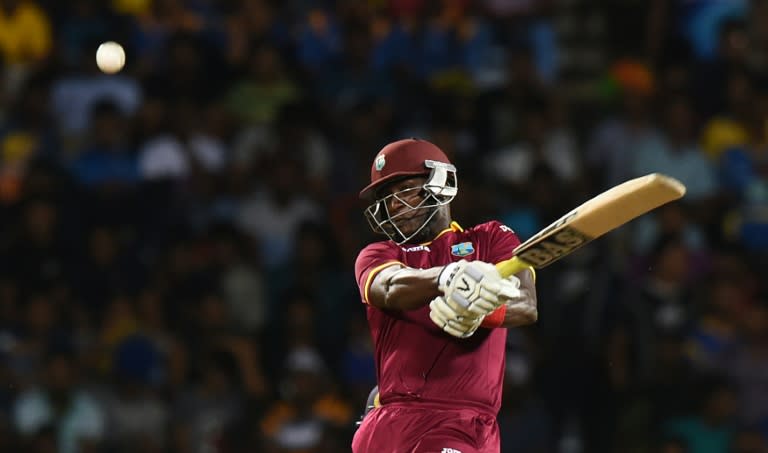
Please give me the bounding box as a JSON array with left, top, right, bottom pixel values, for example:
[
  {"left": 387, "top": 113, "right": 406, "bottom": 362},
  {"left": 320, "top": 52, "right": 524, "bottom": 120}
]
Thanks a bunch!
[
  {"left": 380, "top": 286, "right": 404, "bottom": 310},
  {"left": 515, "top": 305, "right": 537, "bottom": 325},
  {"left": 381, "top": 291, "right": 397, "bottom": 309},
  {"left": 524, "top": 309, "right": 538, "bottom": 325},
  {"left": 521, "top": 291, "right": 538, "bottom": 324}
]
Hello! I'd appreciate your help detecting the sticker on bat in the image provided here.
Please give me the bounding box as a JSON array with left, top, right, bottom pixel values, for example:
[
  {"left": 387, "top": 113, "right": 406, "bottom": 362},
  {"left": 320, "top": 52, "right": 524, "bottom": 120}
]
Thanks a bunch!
[
  {"left": 517, "top": 227, "right": 591, "bottom": 267},
  {"left": 520, "top": 210, "right": 578, "bottom": 248}
]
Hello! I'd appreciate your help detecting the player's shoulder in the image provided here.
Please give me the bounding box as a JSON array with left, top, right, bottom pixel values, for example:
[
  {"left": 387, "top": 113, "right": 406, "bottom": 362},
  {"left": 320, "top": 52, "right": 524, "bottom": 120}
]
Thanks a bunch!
[
  {"left": 464, "top": 220, "right": 521, "bottom": 261},
  {"left": 355, "top": 240, "right": 401, "bottom": 265},
  {"left": 466, "top": 220, "right": 517, "bottom": 236},
  {"left": 357, "top": 240, "right": 399, "bottom": 255}
]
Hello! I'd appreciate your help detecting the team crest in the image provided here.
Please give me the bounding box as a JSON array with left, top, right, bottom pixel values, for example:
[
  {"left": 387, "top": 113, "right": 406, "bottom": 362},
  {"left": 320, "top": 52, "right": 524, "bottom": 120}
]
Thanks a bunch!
[
  {"left": 451, "top": 242, "right": 475, "bottom": 256},
  {"left": 375, "top": 154, "right": 386, "bottom": 171}
]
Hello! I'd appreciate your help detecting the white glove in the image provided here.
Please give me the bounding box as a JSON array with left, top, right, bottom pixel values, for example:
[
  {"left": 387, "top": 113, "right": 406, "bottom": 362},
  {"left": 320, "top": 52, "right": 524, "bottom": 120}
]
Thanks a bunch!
[
  {"left": 429, "top": 296, "right": 484, "bottom": 338},
  {"left": 498, "top": 274, "right": 524, "bottom": 302},
  {"left": 431, "top": 273, "right": 527, "bottom": 338},
  {"left": 438, "top": 260, "right": 504, "bottom": 317}
]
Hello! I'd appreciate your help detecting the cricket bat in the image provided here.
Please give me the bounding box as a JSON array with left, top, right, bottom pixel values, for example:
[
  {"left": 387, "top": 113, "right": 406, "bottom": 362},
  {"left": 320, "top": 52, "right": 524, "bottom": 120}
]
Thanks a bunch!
[{"left": 496, "top": 173, "right": 687, "bottom": 278}]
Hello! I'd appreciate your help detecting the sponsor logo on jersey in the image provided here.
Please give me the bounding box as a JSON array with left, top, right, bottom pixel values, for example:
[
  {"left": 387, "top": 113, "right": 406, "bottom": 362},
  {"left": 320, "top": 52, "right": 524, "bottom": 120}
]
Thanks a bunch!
[
  {"left": 451, "top": 242, "right": 475, "bottom": 256},
  {"left": 402, "top": 245, "right": 430, "bottom": 253},
  {"left": 499, "top": 224, "right": 515, "bottom": 233},
  {"left": 375, "top": 154, "right": 386, "bottom": 171}
]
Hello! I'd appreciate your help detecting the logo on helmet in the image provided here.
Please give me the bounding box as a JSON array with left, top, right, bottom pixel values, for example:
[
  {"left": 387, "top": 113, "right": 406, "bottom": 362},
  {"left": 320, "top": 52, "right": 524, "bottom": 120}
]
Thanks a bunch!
[{"left": 375, "top": 154, "right": 386, "bottom": 171}]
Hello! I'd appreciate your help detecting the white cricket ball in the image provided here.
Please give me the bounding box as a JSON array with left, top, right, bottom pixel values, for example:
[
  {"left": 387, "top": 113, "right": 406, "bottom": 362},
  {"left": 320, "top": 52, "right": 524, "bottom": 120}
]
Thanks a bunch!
[{"left": 96, "top": 41, "right": 126, "bottom": 74}]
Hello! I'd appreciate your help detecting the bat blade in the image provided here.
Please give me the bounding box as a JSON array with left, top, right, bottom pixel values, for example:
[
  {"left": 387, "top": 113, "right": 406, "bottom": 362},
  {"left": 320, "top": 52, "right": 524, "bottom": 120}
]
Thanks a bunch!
[{"left": 496, "top": 173, "right": 686, "bottom": 278}]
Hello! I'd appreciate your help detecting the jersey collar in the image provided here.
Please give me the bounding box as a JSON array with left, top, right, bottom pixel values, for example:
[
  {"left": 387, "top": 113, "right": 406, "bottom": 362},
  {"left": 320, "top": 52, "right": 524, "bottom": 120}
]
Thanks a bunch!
[{"left": 420, "top": 221, "right": 463, "bottom": 245}]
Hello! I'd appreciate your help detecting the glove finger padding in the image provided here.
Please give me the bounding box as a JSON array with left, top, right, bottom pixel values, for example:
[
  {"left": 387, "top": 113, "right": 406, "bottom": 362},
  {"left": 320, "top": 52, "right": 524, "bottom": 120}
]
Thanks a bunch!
[
  {"left": 447, "top": 294, "right": 500, "bottom": 317},
  {"left": 438, "top": 260, "right": 505, "bottom": 317},
  {"left": 451, "top": 288, "right": 501, "bottom": 316},
  {"left": 429, "top": 297, "right": 483, "bottom": 338},
  {"left": 430, "top": 296, "right": 478, "bottom": 325},
  {"left": 445, "top": 286, "right": 500, "bottom": 314},
  {"left": 497, "top": 276, "right": 523, "bottom": 301},
  {"left": 443, "top": 319, "right": 482, "bottom": 338}
]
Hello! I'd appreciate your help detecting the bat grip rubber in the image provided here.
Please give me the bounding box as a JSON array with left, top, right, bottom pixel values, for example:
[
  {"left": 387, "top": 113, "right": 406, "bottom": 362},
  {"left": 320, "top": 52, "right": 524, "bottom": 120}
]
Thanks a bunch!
[{"left": 495, "top": 256, "right": 532, "bottom": 278}]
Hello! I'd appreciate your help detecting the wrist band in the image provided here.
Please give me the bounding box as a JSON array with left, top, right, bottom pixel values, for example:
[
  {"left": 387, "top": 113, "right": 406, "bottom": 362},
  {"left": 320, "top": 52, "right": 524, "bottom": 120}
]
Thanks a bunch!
[{"left": 481, "top": 305, "right": 506, "bottom": 328}]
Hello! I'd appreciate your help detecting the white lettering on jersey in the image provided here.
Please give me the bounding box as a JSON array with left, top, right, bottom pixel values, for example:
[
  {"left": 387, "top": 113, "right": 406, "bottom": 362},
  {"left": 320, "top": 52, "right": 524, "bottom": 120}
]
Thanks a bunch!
[
  {"left": 499, "top": 224, "right": 515, "bottom": 233},
  {"left": 441, "top": 449, "right": 463, "bottom": 453},
  {"left": 401, "top": 245, "right": 431, "bottom": 253}
]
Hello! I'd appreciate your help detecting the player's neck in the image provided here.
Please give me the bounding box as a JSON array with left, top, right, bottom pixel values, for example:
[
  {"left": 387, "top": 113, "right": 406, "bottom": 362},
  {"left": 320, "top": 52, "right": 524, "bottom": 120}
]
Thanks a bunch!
[{"left": 418, "top": 211, "right": 452, "bottom": 243}]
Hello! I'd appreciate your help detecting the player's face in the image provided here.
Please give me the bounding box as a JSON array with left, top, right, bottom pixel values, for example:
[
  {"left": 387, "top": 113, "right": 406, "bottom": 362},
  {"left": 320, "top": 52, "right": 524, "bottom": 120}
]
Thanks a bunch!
[{"left": 381, "top": 176, "right": 430, "bottom": 236}]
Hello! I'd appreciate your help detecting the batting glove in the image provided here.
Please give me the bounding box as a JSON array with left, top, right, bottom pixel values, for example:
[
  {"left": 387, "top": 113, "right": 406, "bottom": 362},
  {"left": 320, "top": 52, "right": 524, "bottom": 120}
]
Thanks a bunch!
[
  {"left": 429, "top": 295, "right": 485, "bottom": 338},
  {"left": 438, "top": 260, "right": 505, "bottom": 317}
]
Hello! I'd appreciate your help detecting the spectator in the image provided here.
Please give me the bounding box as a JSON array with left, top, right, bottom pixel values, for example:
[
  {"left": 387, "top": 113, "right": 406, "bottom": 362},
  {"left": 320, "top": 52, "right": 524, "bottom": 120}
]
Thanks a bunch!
[
  {"left": 236, "top": 157, "right": 321, "bottom": 270},
  {"left": 498, "top": 332, "right": 554, "bottom": 453},
  {"left": 13, "top": 349, "right": 105, "bottom": 453},
  {"left": 50, "top": 63, "right": 142, "bottom": 141},
  {"left": 69, "top": 100, "right": 139, "bottom": 189},
  {"left": 56, "top": 0, "right": 110, "bottom": 69},
  {"left": 173, "top": 348, "right": 245, "bottom": 453},
  {"left": 700, "top": 69, "right": 753, "bottom": 161},
  {"left": 295, "top": 8, "right": 342, "bottom": 72},
  {"left": 717, "top": 86, "right": 768, "bottom": 250},
  {"left": 138, "top": 99, "right": 226, "bottom": 181},
  {"left": 261, "top": 347, "right": 353, "bottom": 452},
  {"left": 610, "top": 234, "right": 695, "bottom": 391},
  {"left": 4, "top": 197, "right": 70, "bottom": 289},
  {"left": 223, "top": 0, "right": 289, "bottom": 67},
  {"left": 663, "top": 377, "right": 737, "bottom": 453},
  {"left": 632, "top": 94, "right": 717, "bottom": 202},
  {"left": 588, "top": 60, "right": 658, "bottom": 189},
  {"left": 487, "top": 95, "right": 581, "bottom": 188},
  {"left": 686, "top": 272, "right": 750, "bottom": 374},
  {"left": 214, "top": 226, "right": 267, "bottom": 335},
  {"left": 0, "top": 77, "right": 57, "bottom": 203},
  {"left": 0, "top": 0, "right": 51, "bottom": 65},
  {"left": 225, "top": 42, "right": 299, "bottom": 127},
  {"left": 268, "top": 222, "right": 353, "bottom": 355},
  {"left": 724, "top": 302, "right": 768, "bottom": 428},
  {"left": 101, "top": 334, "right": 168, "bottom": 451}
]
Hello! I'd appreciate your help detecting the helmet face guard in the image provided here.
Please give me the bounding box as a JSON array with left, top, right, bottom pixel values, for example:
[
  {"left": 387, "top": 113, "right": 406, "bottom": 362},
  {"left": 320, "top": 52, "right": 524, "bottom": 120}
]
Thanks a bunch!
[{"left": 364, "top": 160, "right": 457, "bottom": 244}]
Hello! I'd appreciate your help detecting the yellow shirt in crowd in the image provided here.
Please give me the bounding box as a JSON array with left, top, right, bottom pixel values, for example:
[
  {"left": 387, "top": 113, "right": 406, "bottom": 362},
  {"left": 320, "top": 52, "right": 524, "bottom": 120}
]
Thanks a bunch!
[
  {"left": 0, "top": 1, "right": 52, "bottom": 64},
  {"left": 111, "top": 0, "right": 152, "bottom": 16}
]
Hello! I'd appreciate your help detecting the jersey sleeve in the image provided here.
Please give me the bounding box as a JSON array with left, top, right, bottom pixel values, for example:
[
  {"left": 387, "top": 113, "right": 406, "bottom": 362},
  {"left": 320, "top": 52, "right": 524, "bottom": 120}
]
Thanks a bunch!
[
  {"left": 354, "top": 242, "right": 403, "bottom": 304},
  {"left": 479, "top": 220, "right": 522, "bottom": 264}
]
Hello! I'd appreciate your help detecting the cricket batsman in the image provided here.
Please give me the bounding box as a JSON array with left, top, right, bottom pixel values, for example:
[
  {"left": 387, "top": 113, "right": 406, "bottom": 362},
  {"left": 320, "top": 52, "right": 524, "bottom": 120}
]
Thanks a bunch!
[{"left": 352, "top": 139, "right": 538, "bottom": 453}]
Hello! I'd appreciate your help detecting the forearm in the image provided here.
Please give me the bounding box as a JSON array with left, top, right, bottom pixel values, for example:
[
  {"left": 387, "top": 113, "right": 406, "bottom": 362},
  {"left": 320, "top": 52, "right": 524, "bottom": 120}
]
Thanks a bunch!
[
  {"left": 500, "top": 268, "right": 538, "bottom": 328},
  {"left": 501, "top": 300, "right": 537, "bottom": 327},
  {"left": 369, "top": 265, "right": 444, "bottom": 311}
]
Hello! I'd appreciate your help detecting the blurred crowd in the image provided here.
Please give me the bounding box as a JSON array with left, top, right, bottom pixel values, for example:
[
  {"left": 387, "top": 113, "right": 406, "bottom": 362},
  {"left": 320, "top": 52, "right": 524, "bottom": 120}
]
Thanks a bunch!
[{"left": 0, "top": 0, "right": 767, "bottom": 452}]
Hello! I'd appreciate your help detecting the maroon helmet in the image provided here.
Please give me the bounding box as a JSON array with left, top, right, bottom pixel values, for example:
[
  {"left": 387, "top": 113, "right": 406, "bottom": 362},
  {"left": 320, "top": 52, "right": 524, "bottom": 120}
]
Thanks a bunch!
[{"left": 361, "top": 139, "right": 457, "bottom": 244}]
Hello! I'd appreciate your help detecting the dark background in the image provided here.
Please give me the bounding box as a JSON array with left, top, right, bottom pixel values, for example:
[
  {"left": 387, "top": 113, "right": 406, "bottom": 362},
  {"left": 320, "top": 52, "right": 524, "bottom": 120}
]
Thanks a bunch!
[{"left": 0, "top": 0, "right": 766, "bottom": 452}]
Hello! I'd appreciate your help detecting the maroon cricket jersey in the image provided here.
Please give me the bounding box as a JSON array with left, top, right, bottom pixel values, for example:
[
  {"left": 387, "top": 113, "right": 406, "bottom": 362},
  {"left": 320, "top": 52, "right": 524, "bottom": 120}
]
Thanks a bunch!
[{"left": 354, "top": 220, "right": 521, "bottom": 415}]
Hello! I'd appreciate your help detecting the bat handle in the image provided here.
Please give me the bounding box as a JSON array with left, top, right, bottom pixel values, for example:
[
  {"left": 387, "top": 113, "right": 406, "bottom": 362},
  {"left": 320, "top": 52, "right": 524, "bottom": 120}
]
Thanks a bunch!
[{"left": 495, "top": 256, "right": 532, "bottom": 278}]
